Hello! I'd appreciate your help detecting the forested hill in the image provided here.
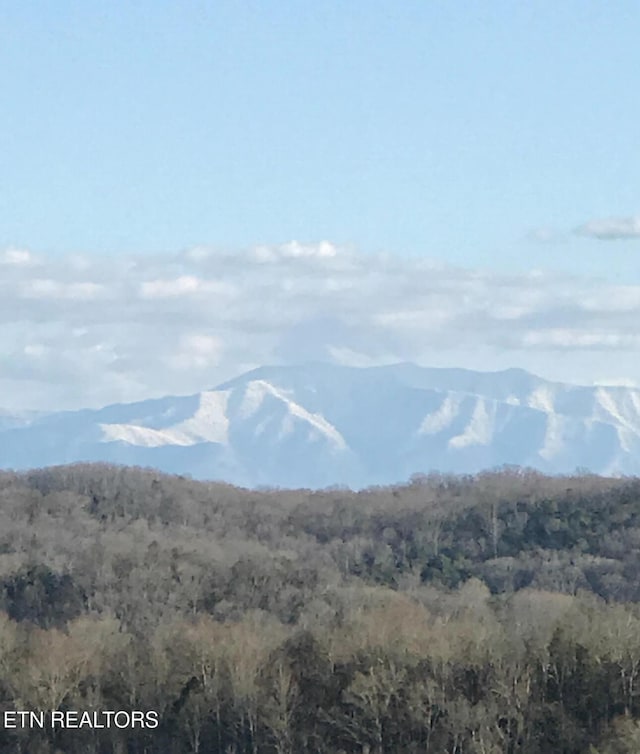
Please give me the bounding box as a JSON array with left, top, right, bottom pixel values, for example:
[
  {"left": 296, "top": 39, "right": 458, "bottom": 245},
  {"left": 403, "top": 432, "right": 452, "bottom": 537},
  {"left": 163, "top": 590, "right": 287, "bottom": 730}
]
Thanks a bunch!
[{"left": 3, "top": 464, "right": 640, "bottom": 752}]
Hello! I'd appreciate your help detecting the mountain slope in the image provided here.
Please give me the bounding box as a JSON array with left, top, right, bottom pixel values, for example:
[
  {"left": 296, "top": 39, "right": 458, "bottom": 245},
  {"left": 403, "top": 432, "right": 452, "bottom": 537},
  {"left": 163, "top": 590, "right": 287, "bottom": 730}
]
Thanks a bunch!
[{"left": 2, "top": 363, "right": 640, "bottom": 488}]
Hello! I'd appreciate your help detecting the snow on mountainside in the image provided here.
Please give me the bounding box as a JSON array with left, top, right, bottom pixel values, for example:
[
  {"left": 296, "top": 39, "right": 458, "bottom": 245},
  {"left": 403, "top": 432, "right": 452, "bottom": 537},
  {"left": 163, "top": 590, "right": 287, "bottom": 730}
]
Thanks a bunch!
[{"left": 2, "top": 364, "right": 640, "bottom": 488}]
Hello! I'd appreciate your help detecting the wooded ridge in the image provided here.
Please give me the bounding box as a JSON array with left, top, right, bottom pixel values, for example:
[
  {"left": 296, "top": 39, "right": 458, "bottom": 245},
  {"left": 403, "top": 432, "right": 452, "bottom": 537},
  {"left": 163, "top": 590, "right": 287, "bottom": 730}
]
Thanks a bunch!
[{"left": 1, "top": 464, "right": 640, "bottom": 752}]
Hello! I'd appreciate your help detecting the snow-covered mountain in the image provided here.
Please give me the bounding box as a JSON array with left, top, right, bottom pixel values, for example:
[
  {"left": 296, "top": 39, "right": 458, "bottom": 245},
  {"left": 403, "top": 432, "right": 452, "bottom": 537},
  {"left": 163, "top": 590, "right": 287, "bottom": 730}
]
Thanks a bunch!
[{"left": 3, "top": 363, "right": 640, "bottom": 488}]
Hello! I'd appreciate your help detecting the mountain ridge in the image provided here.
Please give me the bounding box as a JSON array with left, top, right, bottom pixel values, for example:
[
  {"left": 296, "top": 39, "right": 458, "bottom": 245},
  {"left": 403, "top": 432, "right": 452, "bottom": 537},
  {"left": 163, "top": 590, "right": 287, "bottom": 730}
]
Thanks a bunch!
[{"left": 2, "top": 363, "right": 640, "bottom": 488}]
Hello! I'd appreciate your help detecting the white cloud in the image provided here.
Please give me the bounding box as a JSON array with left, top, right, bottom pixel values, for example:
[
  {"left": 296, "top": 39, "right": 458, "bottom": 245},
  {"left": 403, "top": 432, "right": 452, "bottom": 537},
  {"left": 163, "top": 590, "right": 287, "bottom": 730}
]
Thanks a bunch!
[
  {"left": 0, "top": 248, "right": 38, "bottom": 266},
  {"left": 252, "top": 240, "right": 339, "bottom": 262},
  {"left": 280, "top": 240, "right": 338, "bottom": 258},
  {"left": 575, "top": 215, "right": 640, "bottom": 240},
  {"left": 2, "top": 243, "right": 640, "bottom": 411},
  {"left": 580, "top": 286, "right": 640, "bottom": 312},
  {"left": 23, "top": 343, "right": 49, "bottom": 358},
  {"left": 20, "top": 279, "right": 106, "bottom": 301},
  {"left": 139, "top": 275, "right": 234, "bottom": 299},
  {"left": 521, "top": 329, "right": 640, "bottom": 349},
  {"left": 167, "top": 333, "right": 223, "bottom": 370}
]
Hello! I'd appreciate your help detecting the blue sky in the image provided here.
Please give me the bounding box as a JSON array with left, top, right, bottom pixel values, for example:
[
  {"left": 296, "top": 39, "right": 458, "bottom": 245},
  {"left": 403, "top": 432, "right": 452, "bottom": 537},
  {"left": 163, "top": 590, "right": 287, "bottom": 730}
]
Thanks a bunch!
[
  {"left": 1, "top": 1, "right": 639, "bottom": 273},
  {"left": 1, "top": 2, "right": 640, "bottom": 410}
]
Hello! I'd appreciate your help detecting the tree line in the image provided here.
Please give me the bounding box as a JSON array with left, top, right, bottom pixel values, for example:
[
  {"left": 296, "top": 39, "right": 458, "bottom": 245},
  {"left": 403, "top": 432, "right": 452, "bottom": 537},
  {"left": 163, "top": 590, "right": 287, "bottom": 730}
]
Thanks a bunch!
[{"left": 0, "top": 464, "right": 640, "bottom": 752}]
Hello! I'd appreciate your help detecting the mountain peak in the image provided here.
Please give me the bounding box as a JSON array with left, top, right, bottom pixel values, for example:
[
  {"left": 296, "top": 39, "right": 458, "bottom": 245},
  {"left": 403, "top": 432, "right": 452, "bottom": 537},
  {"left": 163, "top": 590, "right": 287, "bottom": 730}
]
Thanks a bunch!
[{"left": 2, "top": 364, "right": 639, "bottom": 488}]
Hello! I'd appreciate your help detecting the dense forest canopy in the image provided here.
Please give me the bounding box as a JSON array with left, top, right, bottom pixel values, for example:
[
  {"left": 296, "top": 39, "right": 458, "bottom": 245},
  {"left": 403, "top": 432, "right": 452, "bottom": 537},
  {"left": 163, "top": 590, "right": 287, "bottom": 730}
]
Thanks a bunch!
[{"left": 1, "top": 464, "right": 640, "bottom": 752}]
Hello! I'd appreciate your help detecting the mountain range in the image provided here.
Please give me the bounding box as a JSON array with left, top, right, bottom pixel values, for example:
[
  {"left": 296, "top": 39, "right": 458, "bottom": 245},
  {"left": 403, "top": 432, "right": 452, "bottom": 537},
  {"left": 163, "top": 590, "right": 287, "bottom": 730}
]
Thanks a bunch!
[{"left": 2, "top": 363, "right": 640, "bottom": 488}]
